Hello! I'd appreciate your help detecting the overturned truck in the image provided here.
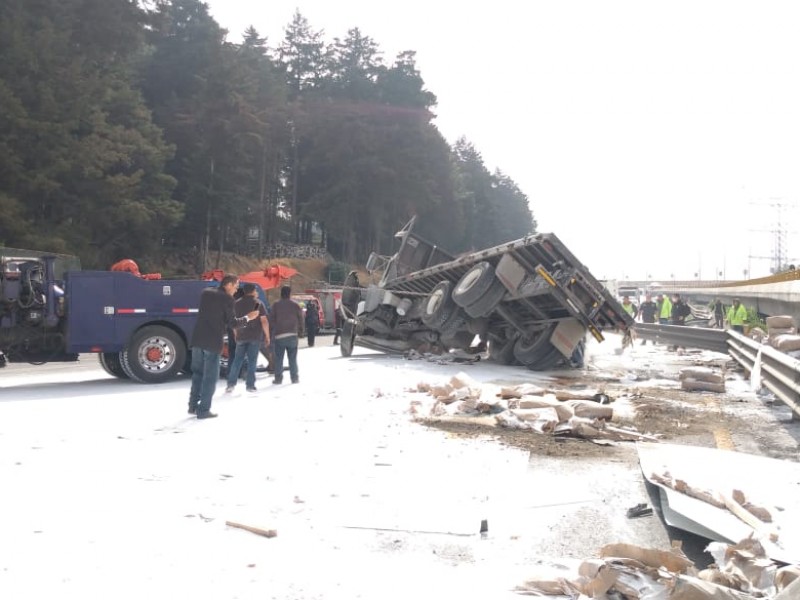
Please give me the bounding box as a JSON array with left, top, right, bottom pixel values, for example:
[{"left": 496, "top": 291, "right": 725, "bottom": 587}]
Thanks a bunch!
[{"left": 339, "top": 218, "right": 633, "bottom": 370}]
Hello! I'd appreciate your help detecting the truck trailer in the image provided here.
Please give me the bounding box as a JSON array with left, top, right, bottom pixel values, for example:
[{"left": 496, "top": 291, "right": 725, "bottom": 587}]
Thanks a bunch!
[{"left": 338, "top": 218, "right": 633, "bottom": 369}]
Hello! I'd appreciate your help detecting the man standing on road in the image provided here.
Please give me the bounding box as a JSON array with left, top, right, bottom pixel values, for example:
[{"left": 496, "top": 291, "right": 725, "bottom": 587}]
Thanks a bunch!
[
  {"left": 332, "top": 307, "right": 342, "bottom": 345},
  {"left": 671, "top": 294, "right": 690, "bottom": 326},
  {"left": 638, "top": 293, "right": 658, "bottom": 345},
  {"left": 726, "top": 298, "right": 748, "bottom": 333},
  {"left": 657, "top": 294, "right": 672, "bottom": 325},
  {"left": 225, "top": 283, "right": 270, "bottom": 394},
  {"left": 305, "top": 300, "right": 321, "bottom": 347},
  {"left": 188, "top": 275, "right": 258, "bottom": 419},
  {"left": 713, "top": 298, "right": 725, "bottom": 328},
  {"left": 269, "top": 285, "right": 304, "bottom": 385}
]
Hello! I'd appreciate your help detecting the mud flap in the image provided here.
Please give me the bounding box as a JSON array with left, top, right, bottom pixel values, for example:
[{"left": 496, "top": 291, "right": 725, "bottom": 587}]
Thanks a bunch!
[{"left": 550, "top": 318, "right": 585, "bottom": 358}]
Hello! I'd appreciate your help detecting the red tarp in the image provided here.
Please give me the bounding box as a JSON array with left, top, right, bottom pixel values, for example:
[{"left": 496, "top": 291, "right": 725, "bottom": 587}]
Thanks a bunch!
[{"left": 239, "top": 265, "right": 298, "bottom": 290}]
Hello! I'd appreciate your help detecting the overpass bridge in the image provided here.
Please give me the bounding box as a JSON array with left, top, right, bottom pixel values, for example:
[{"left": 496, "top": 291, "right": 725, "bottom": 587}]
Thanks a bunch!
[{"left": 619, "top": 270, "right": 800, "bottom": 324}]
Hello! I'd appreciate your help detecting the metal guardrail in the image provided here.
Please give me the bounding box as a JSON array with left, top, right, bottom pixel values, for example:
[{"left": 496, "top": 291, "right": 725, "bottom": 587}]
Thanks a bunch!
[
  {"left": 633, "top": 323, "right": 730, "bottom": 354},
  {"left": 633, "top": 324, "right": 800, "bottom": 418},
  {"left": 727, "top": 330, "right": 800, "bottom": 418}
]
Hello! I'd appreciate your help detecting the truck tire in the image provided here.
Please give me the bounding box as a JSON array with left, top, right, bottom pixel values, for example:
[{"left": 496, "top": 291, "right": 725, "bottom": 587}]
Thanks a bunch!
[
  {"left": 513, "top": 325, "right": 557, "bottom": 366},
  {"left": 341, "top": 271, "right": 362, "bottom": 312},
  {"left": 462, "top": 282, "right": 506, "bottom": 318},
  {"left": 121, "top": 325, "right": 186, "bottom": 384},
  {"left": 488, "top": 334, "right": 517, "bottom": 365},
  {"left": 421, "top": 281, "right": 460, "bottom": 330},
  {"left": 340, "top": 320, "right": 356, "bottom": 357},
  {"left": 440, "top": 330, "right": 475, "bottom": 351},
  {"left": 524, "top": 345, "right": 563, "bottom": 371},
  {"left": 98, "top": 352, "right": 129, "bottom": 379},
  {"left": 452, "top": 262, "right": 497, "bottom": 307}
]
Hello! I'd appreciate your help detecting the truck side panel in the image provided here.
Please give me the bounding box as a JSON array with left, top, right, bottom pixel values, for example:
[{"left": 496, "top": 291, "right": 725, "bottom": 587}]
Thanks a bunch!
[{"left": 65, "top": 271, "right": 212, "bottom": 353}]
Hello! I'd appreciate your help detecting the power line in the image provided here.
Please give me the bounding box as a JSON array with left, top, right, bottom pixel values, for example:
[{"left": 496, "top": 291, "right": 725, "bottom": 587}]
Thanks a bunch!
[{"left": 747, "top": 198, "right": 800, "bottom": 274}]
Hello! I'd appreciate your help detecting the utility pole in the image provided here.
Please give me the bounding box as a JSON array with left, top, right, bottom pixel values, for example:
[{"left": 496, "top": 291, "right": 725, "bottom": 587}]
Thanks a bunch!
[{"left": 748, "top": 198, "right": 799, "bottom": 274}]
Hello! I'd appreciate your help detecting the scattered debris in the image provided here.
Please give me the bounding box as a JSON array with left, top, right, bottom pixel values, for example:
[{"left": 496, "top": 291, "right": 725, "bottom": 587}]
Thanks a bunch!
[
  {"left": 225, "top": 520, "right": 277, "bottom": 538},
  {"left": 680, "top": 366, "right": 726, "bottom": 393},
  {"left": 626, "top": 503, "right": 654, "bottom": 518},
  {"left": 514, "top": 538, "right": 800, "bottom": 599},
  {"left": 413, "top": 375, "right": 658, "bottom": 443}
]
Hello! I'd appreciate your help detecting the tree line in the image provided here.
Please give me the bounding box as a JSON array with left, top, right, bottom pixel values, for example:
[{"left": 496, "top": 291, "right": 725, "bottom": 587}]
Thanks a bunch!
[{"left": 0, "top": 0, "right": 536, "bottom": 270}]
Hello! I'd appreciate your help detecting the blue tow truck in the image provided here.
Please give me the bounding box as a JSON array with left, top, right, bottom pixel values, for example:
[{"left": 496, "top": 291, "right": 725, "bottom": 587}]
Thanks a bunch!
[{"left": 0, "top": 248, "right": 227, "bottom": 383}]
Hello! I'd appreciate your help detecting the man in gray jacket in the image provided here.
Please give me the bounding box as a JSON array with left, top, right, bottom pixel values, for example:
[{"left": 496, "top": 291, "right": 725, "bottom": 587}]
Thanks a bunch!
[{"left": 269, "top": 285, "right": 304, "bottom": 384}]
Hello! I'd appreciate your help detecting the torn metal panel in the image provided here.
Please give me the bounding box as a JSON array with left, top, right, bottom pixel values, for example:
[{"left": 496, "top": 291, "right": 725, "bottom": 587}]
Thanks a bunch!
[{"left": 637, "top": 442, "right": 800, "bottom": 564}]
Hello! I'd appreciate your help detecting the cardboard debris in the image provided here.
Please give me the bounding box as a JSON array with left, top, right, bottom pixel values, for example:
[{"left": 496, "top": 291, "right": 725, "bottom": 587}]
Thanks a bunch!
[
  {"left": 765, "top": 315, "right": 795, "bottom": 330},
  {"left": 563, "top": 399, "right": 614, "bottom": 420},
  {"left": 679, "top": 367, "right": 724, "bottom": 384},
  {"left": 702, "top": 538, "right": 776, "bottom": 594},
  {"left": 509, "top": 407, "right": 561, "bottom": 433},
  {"left": 770, "top": 334, "right": 800, "bottom": 352},
  {"left": 682, "top": 379, "right": 726, "bottom": 393},
  {"left": 498, "top": 383, "right": 548, "bottom": 398},
  {"left": 516, "top": 539, "right": 797, "bottom": 599},
  {"left": 599, "top": 543, "right": 694, "bottom": 574},
  {"left": 680, "top": 366, "right": 726, "bottom": 393},
  {"left": 767, "top": 327, "right": 795, "bottom": 337},
  {"left": 418, "top": 378, "right": 658, "bottom": 443}
]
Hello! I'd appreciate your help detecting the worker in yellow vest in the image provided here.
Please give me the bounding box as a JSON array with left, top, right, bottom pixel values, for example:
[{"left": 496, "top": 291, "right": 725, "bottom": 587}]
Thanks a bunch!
[
  {"left": 657, "top": 294, "right": 672, "bottom": 325},
  {"left": 621, "top": 295, "right": 638, "bottom": 319},
  {"left": 726, "top": 298, "right": 748, "bottom": 333}
]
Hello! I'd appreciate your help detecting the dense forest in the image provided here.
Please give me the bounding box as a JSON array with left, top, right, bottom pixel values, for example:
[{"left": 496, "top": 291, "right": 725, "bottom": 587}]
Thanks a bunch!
[{"left": 0, "top": 0, "right": 536, "bottom": 270}]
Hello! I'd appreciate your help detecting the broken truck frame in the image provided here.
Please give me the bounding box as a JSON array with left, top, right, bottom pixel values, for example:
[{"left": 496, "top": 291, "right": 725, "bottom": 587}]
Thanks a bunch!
[{"left": 339, "top": 218, "right": 633, "bottom": 370}]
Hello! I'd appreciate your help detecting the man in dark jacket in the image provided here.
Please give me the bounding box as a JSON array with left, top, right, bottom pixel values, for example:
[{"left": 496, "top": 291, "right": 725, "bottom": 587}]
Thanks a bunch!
[
  {"left": 269, "top": 286, "right": 304, "bottom": 384},
  {"left": 225, "top": 283, "right": 270, "bottom": 394},
  {"left": 638, "top": 293, "right": 658, "bottom": 345},
  {"left": 305, "top": 300, "right": 321, "bottom": 347},
  {"left": 671, "top": 294, "right": 690, "bottom": 326},
  {"left": 188, "top": 275, "right": 258, "bottom": 419}
]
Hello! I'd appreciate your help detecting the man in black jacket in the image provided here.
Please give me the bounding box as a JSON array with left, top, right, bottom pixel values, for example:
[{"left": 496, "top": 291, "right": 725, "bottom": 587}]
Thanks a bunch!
[
  {"left": 638, "top": 293, "right": 658, "bottom": 345},
  {"left": 188, "top": 275, "right": 258, "bottom": 419}
]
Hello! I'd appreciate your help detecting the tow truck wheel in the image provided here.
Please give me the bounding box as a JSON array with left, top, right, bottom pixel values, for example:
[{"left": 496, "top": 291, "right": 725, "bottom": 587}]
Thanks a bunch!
[
  {"left": 340, "top": 320, "right": 356, "bottom": 357},
  {"left": 121, "top": 325, "right": 186, "bottom": 384},
  {"left": 98, "top": 352, "right": 129, "bottom": 379}
]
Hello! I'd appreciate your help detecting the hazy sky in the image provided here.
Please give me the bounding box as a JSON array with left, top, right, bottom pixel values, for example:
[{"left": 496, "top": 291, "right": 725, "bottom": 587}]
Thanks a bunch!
[{"left": 203, "top": 0, "right": 800, "bottom": 281}]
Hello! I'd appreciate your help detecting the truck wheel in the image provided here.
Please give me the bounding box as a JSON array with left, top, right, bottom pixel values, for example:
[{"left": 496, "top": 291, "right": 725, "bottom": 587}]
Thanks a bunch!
[
  {"left": 340, "top": 320, "right": 356, "bottom": 357},
  {"left": 121, "top": 325, "right": 186, "bottom": 384},
  {"left": 341, "top": 271, "right": 362, "bottom": 312},
  {"left": 452, "top": 262, "right": 498, "bottom": 307},
  {"left": 462, "top": 282, "right": 506, "bottom": 318},
  {"left": 522, "top": 344, "right": 563, "bottom": 371},
  {"left": 488, "top": 334, "right": 517, "bottom": 365},
  {"left": 98, "top": 352, "right": 129, "bottom": 379},
  {"left": 513, "top": 325, "right": 557, "bottom": 366},
  {"left": 421, "top": 281, "right": 459, "bottom": 329},
  {"left": 440, "top": 330, "right": 475, "bottom": 351}
]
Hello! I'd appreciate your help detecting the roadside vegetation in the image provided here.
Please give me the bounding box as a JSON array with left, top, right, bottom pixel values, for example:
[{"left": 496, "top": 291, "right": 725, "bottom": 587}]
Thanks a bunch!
[{"left": 0, "top": 0, "right": 536, "bottom": 272}]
